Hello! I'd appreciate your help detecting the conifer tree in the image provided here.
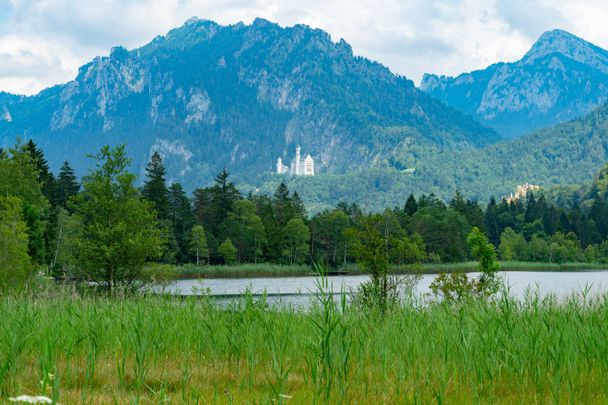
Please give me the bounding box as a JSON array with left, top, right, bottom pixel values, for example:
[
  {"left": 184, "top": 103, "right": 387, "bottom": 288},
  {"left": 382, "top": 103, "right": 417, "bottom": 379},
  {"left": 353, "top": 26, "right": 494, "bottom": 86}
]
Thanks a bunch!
[
  {"left": 23, "top": 139, "right": 55, "bottom": 203},
  {"left": 142, "top": 152, "right": 170, "bottom": 220},
  {"left": 273, "top": 182, "right": 293, "bottom": 227},
  {"left": 55, "top": 161, "right": 80, "bottom": 211},
  {"left": 404, "top": 194, "right": 418, "bottom": 216},
  {"left": 168, "top": 183, "right": 195, "bottom": 263}
]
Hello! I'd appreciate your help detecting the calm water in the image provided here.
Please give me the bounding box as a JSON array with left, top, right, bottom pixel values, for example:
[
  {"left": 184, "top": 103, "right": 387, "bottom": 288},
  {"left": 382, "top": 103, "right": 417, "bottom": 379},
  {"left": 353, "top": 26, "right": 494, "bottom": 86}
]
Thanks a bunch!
[{"left": 161, "top": 271, "right": 608, "bottom": 307}]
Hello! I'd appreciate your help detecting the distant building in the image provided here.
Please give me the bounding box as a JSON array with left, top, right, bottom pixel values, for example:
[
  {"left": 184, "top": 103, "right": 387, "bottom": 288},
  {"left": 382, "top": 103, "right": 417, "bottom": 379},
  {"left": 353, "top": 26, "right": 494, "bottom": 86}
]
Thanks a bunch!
[
  {"left": 276, "top": 145, "right": 314, "bottom": 176},
  {"left": 505, "top": 183, "right": 540, "bottom": 203}
]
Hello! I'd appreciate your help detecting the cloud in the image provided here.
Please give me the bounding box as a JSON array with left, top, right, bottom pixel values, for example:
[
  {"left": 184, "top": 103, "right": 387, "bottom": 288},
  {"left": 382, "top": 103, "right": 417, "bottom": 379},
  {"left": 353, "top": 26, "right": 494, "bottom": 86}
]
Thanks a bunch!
[{"left": 0, "top": 0, "right": 607, "bottom": 95}]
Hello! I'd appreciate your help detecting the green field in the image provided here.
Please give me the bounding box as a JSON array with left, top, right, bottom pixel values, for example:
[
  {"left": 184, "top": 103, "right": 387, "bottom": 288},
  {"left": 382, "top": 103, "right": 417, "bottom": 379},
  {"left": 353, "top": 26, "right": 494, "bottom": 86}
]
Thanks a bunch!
[
  {"left": 174, "top": 261, "right": 607, "bottom": 278},
  {"left": 2, "top": 286, "right": 608, "bottom": 403}
]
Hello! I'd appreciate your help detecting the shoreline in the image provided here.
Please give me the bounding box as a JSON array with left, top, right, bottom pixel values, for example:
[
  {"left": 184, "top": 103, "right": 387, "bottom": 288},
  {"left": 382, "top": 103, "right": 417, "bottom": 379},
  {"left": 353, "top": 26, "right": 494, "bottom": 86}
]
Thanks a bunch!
[{"left": 173, "top": 261, "right": 608, "bottom": 279}]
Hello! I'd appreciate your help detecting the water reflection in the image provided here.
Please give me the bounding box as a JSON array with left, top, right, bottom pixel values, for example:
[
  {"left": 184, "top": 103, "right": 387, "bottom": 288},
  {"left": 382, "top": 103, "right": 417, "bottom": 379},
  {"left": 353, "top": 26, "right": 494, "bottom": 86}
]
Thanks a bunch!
[{"left": 161, "top": 271, "right": 608, "bottom": 307}]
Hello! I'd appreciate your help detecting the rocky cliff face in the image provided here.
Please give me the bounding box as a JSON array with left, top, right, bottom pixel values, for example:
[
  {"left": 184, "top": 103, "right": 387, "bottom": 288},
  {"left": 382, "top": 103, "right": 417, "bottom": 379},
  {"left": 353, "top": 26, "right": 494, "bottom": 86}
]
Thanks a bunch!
[
  {"left": 421, "top": 30, "right": 608, "bottom": 138},
  {"left": 0, "top": 18, "right": 497, "bottom": 189}
]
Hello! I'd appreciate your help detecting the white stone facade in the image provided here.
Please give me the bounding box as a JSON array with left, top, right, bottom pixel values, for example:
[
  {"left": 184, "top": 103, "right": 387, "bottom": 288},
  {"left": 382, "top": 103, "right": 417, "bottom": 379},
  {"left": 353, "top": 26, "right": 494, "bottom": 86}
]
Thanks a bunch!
[{"left": 276, "top": 145, "right": 314, "bottom": 176}]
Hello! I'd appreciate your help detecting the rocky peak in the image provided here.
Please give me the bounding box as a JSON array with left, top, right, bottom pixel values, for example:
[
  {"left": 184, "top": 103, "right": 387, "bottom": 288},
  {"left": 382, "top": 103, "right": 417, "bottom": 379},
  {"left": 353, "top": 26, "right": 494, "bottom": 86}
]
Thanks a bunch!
[{"left": 522, "top": 29, "right": 608, "bottom": 72}]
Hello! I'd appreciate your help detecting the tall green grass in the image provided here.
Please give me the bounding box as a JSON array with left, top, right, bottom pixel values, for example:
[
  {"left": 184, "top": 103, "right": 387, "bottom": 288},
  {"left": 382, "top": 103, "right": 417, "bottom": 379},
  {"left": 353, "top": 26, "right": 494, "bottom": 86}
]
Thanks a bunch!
[
  {"left": 2, "top": 288, "right": 608, "bottom": 403},
  {"left": 175, "top": 261, "right": 608, "bottom": 278}
]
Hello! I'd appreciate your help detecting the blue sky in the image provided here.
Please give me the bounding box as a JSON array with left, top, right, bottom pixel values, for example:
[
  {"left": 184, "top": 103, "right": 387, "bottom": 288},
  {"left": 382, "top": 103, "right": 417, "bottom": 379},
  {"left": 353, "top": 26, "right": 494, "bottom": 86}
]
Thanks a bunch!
[{"left": 1, "top": 0, "right": 608, "bottom": 95}]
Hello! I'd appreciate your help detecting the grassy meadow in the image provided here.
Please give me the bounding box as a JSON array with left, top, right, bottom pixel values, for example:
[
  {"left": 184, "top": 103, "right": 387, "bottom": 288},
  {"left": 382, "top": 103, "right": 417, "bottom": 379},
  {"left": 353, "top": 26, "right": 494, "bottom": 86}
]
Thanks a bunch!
[{"left": 2, "top": 286, "right": 608, "bottom": 403}]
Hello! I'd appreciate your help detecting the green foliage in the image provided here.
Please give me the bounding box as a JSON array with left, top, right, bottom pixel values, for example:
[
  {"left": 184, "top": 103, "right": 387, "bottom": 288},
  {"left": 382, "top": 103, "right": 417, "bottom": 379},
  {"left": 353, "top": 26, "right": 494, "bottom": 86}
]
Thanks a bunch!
[
  {"left": 141, "top": 152, "right": 170, "bottom": 220},
  {"left": 219, "top": 239, "right": 238, "bottom": 265},
  {"left": 282, "top": 218, "right": 310, "bottom": 265},
  {"left": 410, "top": 206, "right": 470, "bottom": 262},
  {"left": 0, "top": 142, "right": 49, "bottom": 264},
  {"left": 50, "top": 208, "right": 80, "bottom": 277},
  {"left": 221, "top": 200, "right": 267, "bottom": 263},
  {"left": 499, "top": 227, "right": 527, "bottom": 261},
  {"left": 55, "top": 161, "right": 80, "bottom": 212},
  {"left": 167, "top": 183, "right": 195, "bottom": 263},
  {"left": 430, "top": 227, "right": 500, "bottom": 301},
  {"left": 467, "top": 227, "right": 499, "bottom": 274},
  {"left": 190, "top": 225, "right": 209, "bottom": 266},
  {"left": 0, "top": 196, "right": 31, "bottom": 290},
  {"left": 72, "top": 145, "right": 165, "bottom": 292}
]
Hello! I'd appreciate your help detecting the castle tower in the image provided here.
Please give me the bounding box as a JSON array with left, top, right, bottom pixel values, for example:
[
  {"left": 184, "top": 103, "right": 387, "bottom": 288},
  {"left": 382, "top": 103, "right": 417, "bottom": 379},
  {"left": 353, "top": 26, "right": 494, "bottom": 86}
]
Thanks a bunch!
[
  {"left": 304, "top": 154, "right": 314, "bottom": 175},
  {"left": 276, "top": 157, "right": 284, "bottom": 174},
  {"left": 294, "top": 145, "right": 301, "bottom": 175}
]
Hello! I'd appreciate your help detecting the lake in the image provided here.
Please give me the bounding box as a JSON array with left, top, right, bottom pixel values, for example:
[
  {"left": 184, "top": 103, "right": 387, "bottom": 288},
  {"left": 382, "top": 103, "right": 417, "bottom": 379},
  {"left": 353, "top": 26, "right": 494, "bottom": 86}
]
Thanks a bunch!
[{"left": 161, "top": 270, "right": 608, "bottom": 307}]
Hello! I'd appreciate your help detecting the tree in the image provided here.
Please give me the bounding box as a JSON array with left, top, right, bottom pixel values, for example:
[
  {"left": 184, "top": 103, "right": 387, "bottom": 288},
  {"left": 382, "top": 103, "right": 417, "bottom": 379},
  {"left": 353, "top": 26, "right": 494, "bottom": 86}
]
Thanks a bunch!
[
  {"left": 50, "top": 208, "right": 80, "bottom": 276},
  {"left": 404, "top": 194, "right": 418, "bottom": 216},
  {"left": 431, "top": 228, "right": 500, "bottom": 302},
  {"left": 498, "top": 227, "right": 527, "bottom": 261},
  {"left": 212, "top": 169, "right": 240, "bottom": 228},
  {"left": 0, "top": 196, "right": 31, "bottom": 290},
  {"left": 142, "top": 152, "right": 170, "bottom": 220},
  {"left": 73, "top": 145, "right": 164, "bottom": 293},
  {"left": 190, "top": 225, "right": 209, "bottom": 266},
  {"left": 282, "top": 218, "right": 310, "bottom": 264},
  {"left": 168, "top": 183, "right": 195, "bottom": 263},
  {"left": 273, "top": 182, "right": 294, "bottom": 227},
  {"left": 221, "top": 200, "right": 267, "bottom": 263},
  {"left": 55, "top": 161, "right": 80, "bottom": 211},
  {"left": 347, "top": 215, "right": 393, "bottom": 310},
  {"left": 219, "top": 238, "right": 237, "bottom": 265},
  {"left": 468, "top": 227, "right": 499, "bottom": 275},
  {"left": 0, "top": 143, "right": 49, "bottom": 264},
  {"left": 391, "top": 233, "right": 426, "bottom": 264},
  {"left": 23, "top": 139, "right": 55, "bottom": 203},
  {"left": 310, "top": 209, "right": 350, "bottom": 267},
  {"left": 410, "top": 207, "right": 470, "bottom": 262}
]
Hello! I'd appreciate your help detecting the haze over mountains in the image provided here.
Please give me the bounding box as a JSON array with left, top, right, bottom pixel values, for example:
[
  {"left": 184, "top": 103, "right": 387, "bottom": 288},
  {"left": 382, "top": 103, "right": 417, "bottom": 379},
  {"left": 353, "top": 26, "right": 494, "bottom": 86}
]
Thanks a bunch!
[
  {"left": 2, "top": 18, "right": 608, "bottom": 210},
  {"left": 422, "top": 29, "right": 608, "bottom": 138}
]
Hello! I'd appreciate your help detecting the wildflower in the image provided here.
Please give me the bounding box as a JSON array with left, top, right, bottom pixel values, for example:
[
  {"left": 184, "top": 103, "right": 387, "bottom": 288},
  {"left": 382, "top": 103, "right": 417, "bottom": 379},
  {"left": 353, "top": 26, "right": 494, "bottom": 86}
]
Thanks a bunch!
[{"left": 8, "top": 395, "right": 56, "bottom": 404}]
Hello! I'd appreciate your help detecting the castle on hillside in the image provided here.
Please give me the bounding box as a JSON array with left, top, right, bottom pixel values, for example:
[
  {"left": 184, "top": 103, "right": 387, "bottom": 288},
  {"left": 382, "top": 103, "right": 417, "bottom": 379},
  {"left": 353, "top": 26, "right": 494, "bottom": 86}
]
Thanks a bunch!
[
  {"left": 505, "top": 183, "right": 540, "bottom": 203},
  {"left": 276, "top": 145, "right": 315, "bottom": 176}
]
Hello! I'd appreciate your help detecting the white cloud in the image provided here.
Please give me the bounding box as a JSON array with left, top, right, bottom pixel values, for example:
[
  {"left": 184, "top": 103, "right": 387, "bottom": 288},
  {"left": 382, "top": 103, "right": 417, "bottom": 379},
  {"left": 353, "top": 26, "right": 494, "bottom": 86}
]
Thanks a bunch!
[{"left": 0, "top": 0, "right": 607, "bottom": 95}]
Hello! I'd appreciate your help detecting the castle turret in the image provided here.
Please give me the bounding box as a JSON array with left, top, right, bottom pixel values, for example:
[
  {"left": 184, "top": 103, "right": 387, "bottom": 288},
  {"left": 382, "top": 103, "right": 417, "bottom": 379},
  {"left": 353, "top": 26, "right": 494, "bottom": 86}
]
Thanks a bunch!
[
  {"left": 304, "top": 154, "right": 314, "bottom": 175},
  {"left": 294, "top": 145, "right": 301, "bottom": 175}
]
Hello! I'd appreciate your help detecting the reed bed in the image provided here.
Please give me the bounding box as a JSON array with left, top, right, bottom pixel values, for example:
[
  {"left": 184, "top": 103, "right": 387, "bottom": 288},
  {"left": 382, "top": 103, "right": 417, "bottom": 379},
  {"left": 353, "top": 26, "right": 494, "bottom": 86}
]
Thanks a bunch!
[
  {"left": 2, "top": 288, "right": 608, "bottom": 403},
  {"left": 175, "top": 261, "right": 607, "bottom": 278}
]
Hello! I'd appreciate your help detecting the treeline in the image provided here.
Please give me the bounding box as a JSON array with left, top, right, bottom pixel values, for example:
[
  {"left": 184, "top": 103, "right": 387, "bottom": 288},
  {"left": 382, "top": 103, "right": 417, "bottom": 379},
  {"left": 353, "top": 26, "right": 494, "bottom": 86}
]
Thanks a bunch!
[
  {"left": 121, "top": 154, "right": 608, "bottom": 267},
  {"left": 3, "top": 140, "right": 608, "bottom": 291}
]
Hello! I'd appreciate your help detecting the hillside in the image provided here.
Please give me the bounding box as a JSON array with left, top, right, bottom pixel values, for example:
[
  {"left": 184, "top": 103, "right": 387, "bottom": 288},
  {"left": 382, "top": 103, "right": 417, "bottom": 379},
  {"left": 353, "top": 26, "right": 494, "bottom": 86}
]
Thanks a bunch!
[
  {"left": 0, "top": 18, "right": 497, "bottom": 190},
  {"left": 421, "top": 30, "right": 608, "bottom": 139}
]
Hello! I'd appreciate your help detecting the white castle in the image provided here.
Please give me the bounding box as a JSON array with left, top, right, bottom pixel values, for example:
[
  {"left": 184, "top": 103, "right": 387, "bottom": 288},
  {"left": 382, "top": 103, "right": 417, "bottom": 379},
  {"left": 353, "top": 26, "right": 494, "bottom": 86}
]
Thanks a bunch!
[{"left": 276, "top": 145, "right": 315, "bottom": 176}]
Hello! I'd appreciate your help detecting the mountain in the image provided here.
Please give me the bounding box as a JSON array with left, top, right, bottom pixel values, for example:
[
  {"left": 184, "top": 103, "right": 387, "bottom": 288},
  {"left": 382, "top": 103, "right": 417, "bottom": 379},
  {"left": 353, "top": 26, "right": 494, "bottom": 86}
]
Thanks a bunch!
[
  {"left": 0, "top": 18, "right": 498, "bottom": 190},
  {"left": 421, "top": 29, "right": 608, "bottom": 139},
  {"left": 417, "top": 101, "right": 608, "bottom": 202}
]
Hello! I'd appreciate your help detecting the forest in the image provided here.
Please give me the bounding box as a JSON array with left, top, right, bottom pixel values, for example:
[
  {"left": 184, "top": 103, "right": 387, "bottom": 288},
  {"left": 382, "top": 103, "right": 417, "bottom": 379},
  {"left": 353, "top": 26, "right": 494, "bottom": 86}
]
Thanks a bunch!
[{"left": 3, "top": 139, "right": 608, "bottom": 291}]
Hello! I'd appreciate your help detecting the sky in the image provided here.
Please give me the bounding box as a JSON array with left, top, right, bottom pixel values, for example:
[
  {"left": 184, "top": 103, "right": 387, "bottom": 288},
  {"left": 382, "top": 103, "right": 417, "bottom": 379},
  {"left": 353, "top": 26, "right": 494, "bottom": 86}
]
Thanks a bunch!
[{"left": 1, "top": 0, "right": 608, "bottom": 95}]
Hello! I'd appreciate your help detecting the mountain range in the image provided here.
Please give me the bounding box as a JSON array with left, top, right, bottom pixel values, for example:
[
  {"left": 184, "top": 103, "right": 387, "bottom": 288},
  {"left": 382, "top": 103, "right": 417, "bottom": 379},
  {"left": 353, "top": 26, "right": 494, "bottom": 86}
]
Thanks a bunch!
[
  {"left": 421, "top": 29, "right": 608, "bottom": 139},
  {"left": 0, "top": 17, "right": 495, "bottom": 192},
  {"left": 2, "top": 18, "right": 608, "bottom": 211}
]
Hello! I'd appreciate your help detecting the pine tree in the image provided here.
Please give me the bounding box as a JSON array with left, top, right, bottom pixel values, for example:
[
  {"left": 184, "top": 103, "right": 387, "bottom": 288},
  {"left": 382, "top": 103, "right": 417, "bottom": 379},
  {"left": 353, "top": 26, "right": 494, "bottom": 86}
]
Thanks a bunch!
[
  {"left": 55, "top": 161, "right": 80, "bottom": 211},
  {"left": 168, "top": 183, "right": 195, "bottom": 263},
  {"left": 142, "top": 152, "right": 170, "bottom": 220},
  {"left": 404, "top": 194, "right": 418, "bottom": 216},
  {"left": 273, "top": 182, "right": 293, "bottom": 227},
  {"left": 23, "top": 139, "right": 55, "bottom": 203}
]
